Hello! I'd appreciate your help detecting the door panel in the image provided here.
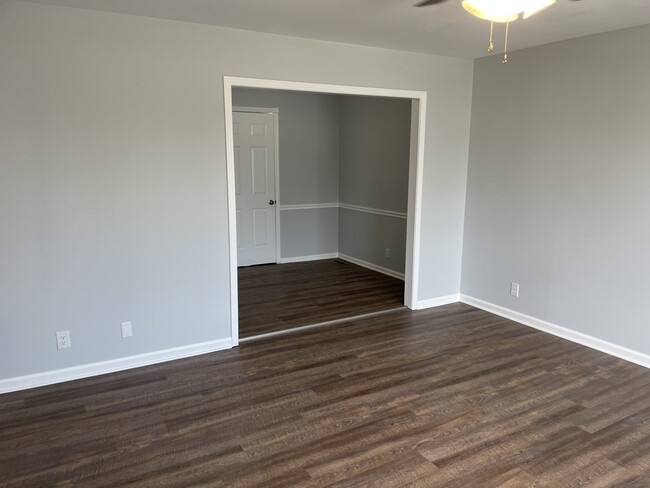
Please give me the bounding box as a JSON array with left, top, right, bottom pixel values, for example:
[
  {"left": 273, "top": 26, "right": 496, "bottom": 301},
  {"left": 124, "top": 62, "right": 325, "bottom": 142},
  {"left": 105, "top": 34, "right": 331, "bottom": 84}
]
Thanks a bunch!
[
  {"left": 250, "top": 123, "right": 267, "bottom": 136},
  {"left": 253, "top": 208, "right": 268, "bottom": 246},
  {"left": 233, "top": 111, "right": 276, "bottom": 266},
  {"left": 251, "top": 147, "right": 268, "bottom": 195},
  {"left": 234, "top": 147, "right": 242, "bottom": 196},
  {"left": 236, "top": 209, "right": 244, "bottom": 249}
]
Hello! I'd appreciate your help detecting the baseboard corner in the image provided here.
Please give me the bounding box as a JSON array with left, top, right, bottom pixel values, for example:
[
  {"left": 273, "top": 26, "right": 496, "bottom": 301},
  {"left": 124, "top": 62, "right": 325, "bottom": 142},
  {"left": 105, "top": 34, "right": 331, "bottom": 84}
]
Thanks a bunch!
[
  {"left": 277, "top": 253, "right": 339, "bottom": 264},
  {"left": 337, "top": 253, "right": 405, "bottom": 281}
]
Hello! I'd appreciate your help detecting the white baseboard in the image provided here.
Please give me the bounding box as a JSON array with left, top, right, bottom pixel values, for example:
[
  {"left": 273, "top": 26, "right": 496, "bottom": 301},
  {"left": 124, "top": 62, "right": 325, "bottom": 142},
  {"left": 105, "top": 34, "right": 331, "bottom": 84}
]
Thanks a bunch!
[
  {"left": 338, "top": 253, "right": 405, "bottom": 280},
  {"left": 0, "top": 338, "right": 233, "bottom": 395},
  {"left": 460, "top": 295, "right": 650, "bottom": 370},
  {"left": 277, "top": 253, "right": 339, "bottom": 264},
  {"left": 415, "top": 294, "right": 460, "bottom": 310},
  {"left": 278, "top": 253, "right": 406, "bottom": 282}
]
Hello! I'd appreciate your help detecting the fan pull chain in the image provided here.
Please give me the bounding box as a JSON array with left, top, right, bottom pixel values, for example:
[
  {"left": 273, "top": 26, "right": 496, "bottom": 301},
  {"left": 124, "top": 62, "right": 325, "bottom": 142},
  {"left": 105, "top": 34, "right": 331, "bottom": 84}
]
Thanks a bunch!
[
  {"left": 502, "top": 19, "right": 509, "bottom": 64},
  {"left": 488, "top": 20, "right": 494, "bottom": 52}
]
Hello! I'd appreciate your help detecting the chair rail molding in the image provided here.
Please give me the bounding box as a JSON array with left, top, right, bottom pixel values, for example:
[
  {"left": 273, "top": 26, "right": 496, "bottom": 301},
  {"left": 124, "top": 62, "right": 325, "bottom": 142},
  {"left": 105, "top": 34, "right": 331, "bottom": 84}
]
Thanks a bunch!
[{"left": 339, "top": 202, "right": 407, "bottom": 219}]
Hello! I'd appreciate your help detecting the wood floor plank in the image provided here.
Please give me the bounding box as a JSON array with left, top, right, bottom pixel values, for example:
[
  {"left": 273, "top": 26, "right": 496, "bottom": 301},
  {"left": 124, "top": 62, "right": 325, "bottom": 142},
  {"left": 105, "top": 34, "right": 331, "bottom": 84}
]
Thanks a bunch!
[
  {"left": 238, "top": 259, "right": 404, "bottom": 337},
  {"left": 1, "top": 303, "right": 650, "bottom": 486}
]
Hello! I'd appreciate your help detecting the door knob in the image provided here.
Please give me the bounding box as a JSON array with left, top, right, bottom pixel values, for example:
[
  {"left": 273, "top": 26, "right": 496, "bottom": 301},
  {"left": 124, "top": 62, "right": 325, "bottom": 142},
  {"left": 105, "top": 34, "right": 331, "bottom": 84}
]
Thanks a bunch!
[{"left": 269, "top": 199, "right": 276, "bottom": 206}]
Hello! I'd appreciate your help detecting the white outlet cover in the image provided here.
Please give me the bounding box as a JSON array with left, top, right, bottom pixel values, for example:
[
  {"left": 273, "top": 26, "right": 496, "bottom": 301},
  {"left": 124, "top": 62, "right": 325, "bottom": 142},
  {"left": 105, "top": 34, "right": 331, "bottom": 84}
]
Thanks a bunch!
[
  {"left": 510, "top": 282, "right": 520, "bottom": 298},
  {"left": 56, "top": 330, "right": 71, "bottom": 349}
]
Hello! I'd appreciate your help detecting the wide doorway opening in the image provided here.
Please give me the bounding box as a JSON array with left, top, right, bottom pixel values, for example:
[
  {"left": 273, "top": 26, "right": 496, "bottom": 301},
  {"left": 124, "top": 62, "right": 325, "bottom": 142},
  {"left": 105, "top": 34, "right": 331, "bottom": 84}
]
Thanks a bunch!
[{"left": 225, "top": 78, "right": 426, "bottom": 344}]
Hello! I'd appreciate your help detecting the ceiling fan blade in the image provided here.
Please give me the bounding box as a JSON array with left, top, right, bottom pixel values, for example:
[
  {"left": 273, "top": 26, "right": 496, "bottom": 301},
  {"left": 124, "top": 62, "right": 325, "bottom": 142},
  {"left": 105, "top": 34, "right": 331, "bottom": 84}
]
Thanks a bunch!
[{"left": 415, "top": 0, "right": 449, "bottom": 6}]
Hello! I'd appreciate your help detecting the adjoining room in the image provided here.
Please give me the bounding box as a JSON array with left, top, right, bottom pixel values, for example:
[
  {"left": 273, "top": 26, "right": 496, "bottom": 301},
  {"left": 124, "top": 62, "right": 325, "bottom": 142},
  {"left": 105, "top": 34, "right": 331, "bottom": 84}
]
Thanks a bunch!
[{"left": 232, "top": 88, "right": 412, "bottom": 339}]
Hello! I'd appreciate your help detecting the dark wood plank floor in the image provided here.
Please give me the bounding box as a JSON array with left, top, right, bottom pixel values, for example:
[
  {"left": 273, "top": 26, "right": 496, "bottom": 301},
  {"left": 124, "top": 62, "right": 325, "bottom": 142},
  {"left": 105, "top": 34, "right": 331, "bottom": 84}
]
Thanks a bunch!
[
  {"left": 2, "top": 303, "right": 650, "bottom": 487},
  {"left": 238, "top": 259, "right": 405, "bottom": 338}
]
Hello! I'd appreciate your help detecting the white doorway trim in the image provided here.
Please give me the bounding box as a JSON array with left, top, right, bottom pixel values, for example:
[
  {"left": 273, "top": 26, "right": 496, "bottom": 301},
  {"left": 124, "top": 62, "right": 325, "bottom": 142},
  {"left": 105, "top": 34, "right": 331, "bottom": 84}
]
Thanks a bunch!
[
  {"left": 224, "top": 76, "right": 427, "bottom": 346},
  {"left": 232, "top": 105, "right": 281, "bottom": 264}
]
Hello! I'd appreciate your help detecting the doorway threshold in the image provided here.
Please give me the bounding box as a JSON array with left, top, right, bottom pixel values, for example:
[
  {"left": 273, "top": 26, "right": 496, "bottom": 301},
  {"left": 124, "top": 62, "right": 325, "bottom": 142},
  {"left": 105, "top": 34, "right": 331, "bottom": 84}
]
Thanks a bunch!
[{"left": 239, "top": 306, "right": 406, "bottom": 343}]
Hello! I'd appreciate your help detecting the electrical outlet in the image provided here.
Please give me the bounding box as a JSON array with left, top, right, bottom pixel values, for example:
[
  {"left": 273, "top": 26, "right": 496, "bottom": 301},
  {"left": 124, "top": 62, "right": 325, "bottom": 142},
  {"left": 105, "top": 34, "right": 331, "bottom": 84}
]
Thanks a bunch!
[
  {"left": 385, "top": 248, "right": 391, "bottom": 259},
  {"left": 121, "top": 321, "right": 133, "bottom": 338},
  {"left": 510, "top": 282, "right": 520, "bottom": 298},
  {"left": 56, "top": 330, "right": 71, "bottom": 349}
]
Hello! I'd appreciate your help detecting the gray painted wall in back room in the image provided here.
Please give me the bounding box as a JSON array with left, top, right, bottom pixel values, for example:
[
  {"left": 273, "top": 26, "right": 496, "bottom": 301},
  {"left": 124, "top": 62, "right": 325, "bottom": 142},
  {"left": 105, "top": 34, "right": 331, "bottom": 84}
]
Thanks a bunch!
[
  {"left": 462, "top": 24, "right": 650, "bottom": 356},
  {"left": 339, "top": 96, "right": 412, "bottom": 274},
  {"left": 339, "top": 209, "right": 407, "bottom": 274},
  {"left": 339, "top": 96, "right": 412, "bottom": 213},
  {"left": 281, "top": 208, "right": 339, "bottom": 259},
  {"left": 0, "top": 1, "right": 473, "bottom": 380},
  {"left": 232, "top": 88, "right": 340, "bottom": 205},
  {"left": 232, "top": 88, "right": 340, "bottom": 259}
]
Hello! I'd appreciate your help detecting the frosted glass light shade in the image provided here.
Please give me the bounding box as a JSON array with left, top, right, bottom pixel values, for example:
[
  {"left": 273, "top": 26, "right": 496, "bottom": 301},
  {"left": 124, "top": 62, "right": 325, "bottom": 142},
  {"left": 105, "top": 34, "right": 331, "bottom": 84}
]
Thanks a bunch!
[{"left": 462, "top": 0, "right": 555, "bottom": 23}]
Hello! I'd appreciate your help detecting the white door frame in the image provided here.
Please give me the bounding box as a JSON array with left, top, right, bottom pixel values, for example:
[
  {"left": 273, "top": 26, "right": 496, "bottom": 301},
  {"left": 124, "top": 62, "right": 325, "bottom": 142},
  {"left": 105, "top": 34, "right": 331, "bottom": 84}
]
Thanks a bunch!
[
  {"left": 232, "top": 106, "right": 281, "bottom": 264},
  {"left": 224, "top": 76, "right": 427, "bottom": 346}
]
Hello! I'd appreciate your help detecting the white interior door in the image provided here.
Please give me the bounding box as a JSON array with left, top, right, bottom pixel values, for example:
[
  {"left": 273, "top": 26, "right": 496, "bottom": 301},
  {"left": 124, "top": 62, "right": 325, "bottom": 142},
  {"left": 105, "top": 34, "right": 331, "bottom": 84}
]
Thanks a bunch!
[{"left": 234, "top": 111, "right": 277, "bottom": 267}]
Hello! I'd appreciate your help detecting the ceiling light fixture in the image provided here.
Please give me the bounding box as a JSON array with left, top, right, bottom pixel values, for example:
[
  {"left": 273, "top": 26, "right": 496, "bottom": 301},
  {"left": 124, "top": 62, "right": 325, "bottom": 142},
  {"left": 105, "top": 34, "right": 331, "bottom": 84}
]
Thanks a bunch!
[{"left": 462, "top": 0, "right": 556, "bottom": 63}]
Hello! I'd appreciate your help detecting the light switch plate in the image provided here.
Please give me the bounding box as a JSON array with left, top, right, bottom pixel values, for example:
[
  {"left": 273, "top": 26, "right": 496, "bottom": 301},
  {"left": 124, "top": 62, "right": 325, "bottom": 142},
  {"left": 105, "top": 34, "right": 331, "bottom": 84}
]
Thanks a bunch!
[{"left": 121, "top": 321, "right": 133, "bottom": 338}]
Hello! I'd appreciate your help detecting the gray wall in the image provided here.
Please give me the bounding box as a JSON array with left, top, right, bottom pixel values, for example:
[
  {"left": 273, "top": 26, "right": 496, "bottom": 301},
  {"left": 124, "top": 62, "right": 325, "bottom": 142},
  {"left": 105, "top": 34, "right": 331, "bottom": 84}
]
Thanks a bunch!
[
  {"left": 462, "top": 24, "right": 650, "bottom": 355},
  {"left": 339, "top": 96, "right": 412, "bottom": 212},
  {"left": 0, "top": 1, "right": 473, "bottom": 381},
  {"left": 339, "top": 96, "right": 412, "bottom": 273},
  {"left": 232, "top": 88, "right": 340, "bottom": 259},
  {"left": 339, "top": 209, "right": 407, "bottom": 273},
  {"left": 281, "top": 208, "right": 339, "bottom": 258}
]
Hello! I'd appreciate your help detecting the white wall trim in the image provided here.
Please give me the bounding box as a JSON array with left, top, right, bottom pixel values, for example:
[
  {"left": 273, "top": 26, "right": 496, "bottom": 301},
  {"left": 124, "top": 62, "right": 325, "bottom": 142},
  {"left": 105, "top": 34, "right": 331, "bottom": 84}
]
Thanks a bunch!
[
  {"left": 415, "top": 294, "right": 461, "bottom": 310},
  {"left": 273, "top": 111, "right": 281, "bottom": 263},
  {"left": 226, "top": 77, "right": 427, "bottom": 99},
  {"left": 339, "top": 253, "right": 405, "bottom": 280},
  {"left": 280, "top": 202, "right": 406, "bottom": 218},
  {"left": 460, "top": 295, "right": 650, "bottom": 370},
  {"left": 233, "top": 106, "right": 279, "bottom": 114},
  {"left": 224, "top": 76, "right": 427, "bottom": 344},
  {"left": 339, "top": 202, "right": 407, "bottom": 219},
  {"left": 224, "top": 84, "right": 240, "bottom": 346},
  {"left": 278, "top": 253, "right": 339, "bottom": 264},
  {"left": 279, "top": 252, "right": 407, "bottom": 277},
  {"left": 0, "top": 338, "right": 233, "bottom": 395},
  {"left": 404, "top": 97, "right": 426, "bottom": 311},
  {"left": 280, "top": 203, "right": 339, "bottom": 211}
]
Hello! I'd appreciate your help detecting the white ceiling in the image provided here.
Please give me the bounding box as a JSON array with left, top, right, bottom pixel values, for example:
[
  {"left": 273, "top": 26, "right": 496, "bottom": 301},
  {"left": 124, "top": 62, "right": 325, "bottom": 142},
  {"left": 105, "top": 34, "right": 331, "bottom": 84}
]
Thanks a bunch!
[{"left": 23, "top": 0, "right": 650, "bottom": 59}]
